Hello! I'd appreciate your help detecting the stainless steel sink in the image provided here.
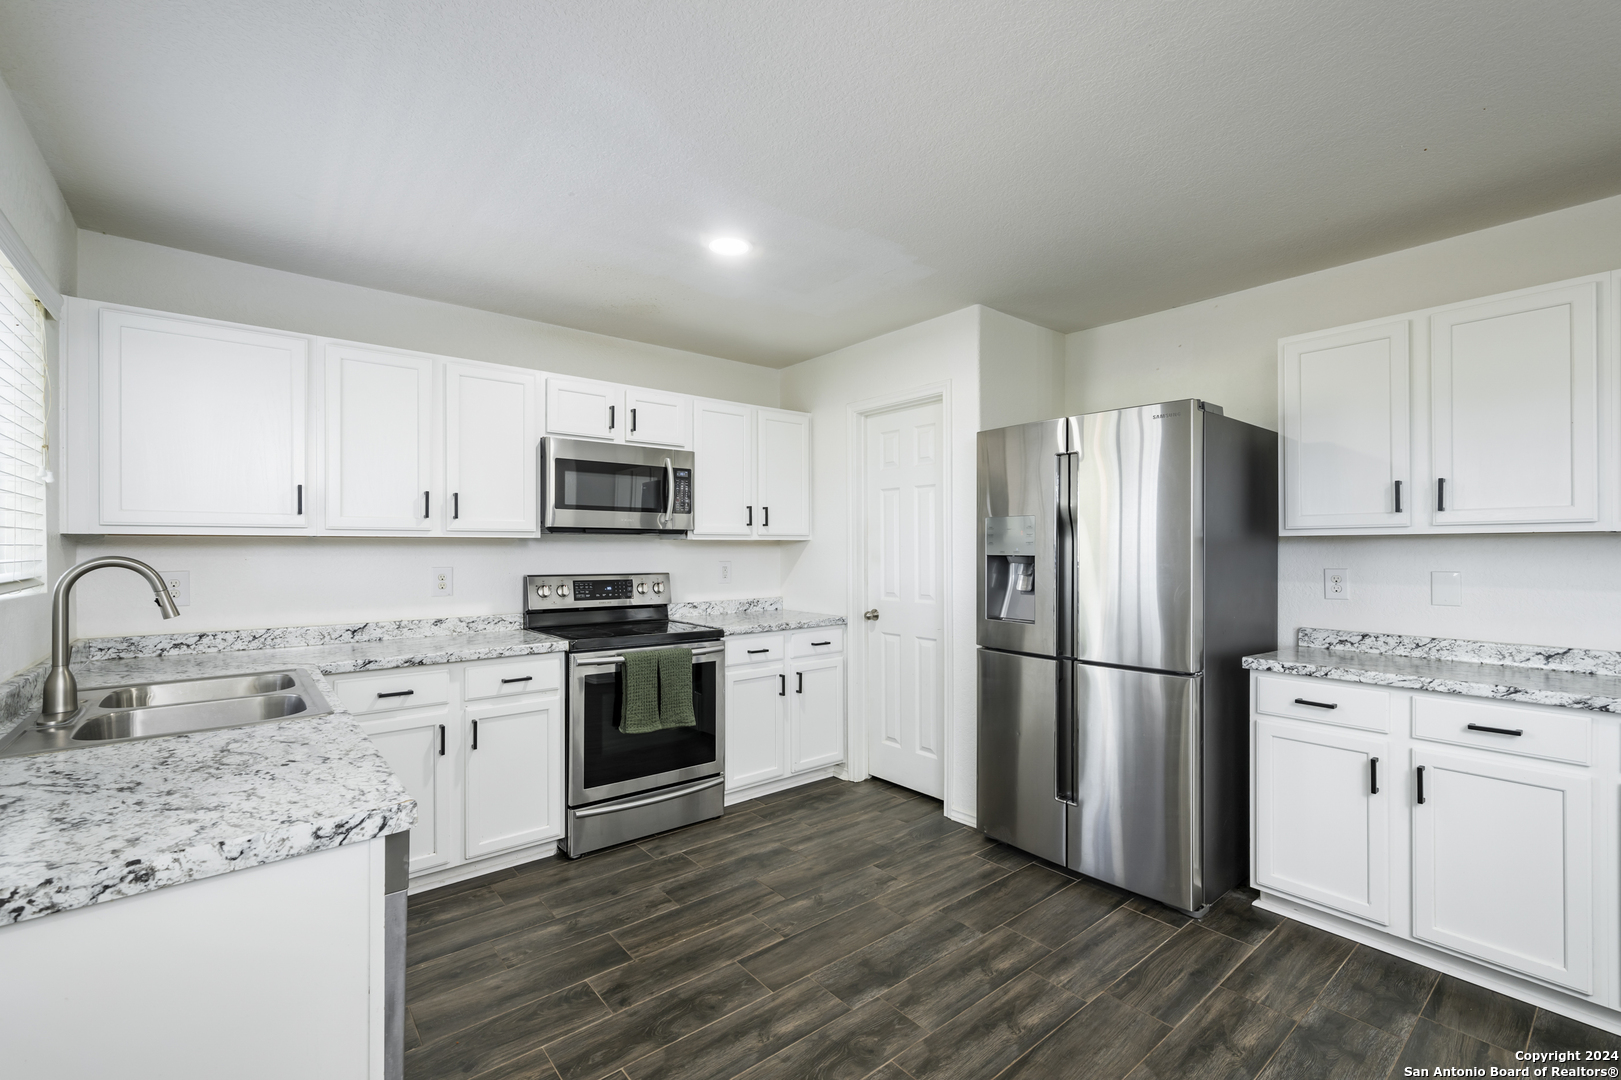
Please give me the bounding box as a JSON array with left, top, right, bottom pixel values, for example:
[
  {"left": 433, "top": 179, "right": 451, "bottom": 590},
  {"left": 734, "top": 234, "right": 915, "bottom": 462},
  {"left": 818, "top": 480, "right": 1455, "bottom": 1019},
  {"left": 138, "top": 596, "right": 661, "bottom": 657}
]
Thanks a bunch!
[{"left": 0, "top": 670, "right": 331, "bottom": 759}]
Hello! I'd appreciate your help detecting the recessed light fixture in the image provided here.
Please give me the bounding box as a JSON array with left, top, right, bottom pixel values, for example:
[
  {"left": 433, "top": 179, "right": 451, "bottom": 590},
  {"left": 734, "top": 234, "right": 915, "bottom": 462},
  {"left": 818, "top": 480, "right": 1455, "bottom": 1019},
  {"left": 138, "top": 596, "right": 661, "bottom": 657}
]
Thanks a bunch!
[{"left": 707, "top": 237, "right": 751, "bottom": 257}]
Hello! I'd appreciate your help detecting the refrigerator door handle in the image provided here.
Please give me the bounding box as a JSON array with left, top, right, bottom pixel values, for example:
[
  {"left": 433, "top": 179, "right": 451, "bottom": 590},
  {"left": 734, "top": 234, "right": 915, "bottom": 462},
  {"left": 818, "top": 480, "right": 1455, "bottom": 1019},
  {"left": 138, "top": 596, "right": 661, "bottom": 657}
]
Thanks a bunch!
[
  {"left": 1055, "top": 660, "right": 1077, "bottom": 805},
  {"left": 1055, "top": 452, "right": 1076, "bottom": 660}
]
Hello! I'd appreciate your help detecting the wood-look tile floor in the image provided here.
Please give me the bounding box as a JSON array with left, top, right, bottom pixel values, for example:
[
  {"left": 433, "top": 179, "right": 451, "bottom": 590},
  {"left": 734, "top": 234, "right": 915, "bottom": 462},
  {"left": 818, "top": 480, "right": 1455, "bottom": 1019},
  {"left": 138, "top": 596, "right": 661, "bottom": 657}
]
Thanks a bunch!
[{"left": 404, "top": 778, "right": 1621, "bottom": 1080}]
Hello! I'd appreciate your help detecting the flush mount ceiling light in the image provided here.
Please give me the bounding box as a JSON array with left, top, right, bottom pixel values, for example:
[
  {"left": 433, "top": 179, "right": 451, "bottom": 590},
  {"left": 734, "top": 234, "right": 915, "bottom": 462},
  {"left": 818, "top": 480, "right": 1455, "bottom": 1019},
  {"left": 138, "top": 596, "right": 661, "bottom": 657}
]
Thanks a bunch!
[{"left": 707, "top": 236, "right": 751, "bottom": 257}]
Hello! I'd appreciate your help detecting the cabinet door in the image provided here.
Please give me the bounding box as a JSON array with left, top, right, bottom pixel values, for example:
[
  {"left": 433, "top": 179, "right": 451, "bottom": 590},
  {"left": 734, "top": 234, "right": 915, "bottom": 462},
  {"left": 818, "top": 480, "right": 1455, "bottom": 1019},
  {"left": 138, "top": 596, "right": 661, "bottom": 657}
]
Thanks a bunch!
[
  {"left": 1280, "top": 321, "right": 1410, "bottom": 530},
  {"left": 790, "top": 656, "right": 844, "bottom": 772},
  {"left": 546, "top": 377, "right": 623, "bottom": 442},
  {"left": 1253, "top": 719, "right": 1390, "bottom": 924},
  {"left": 725, "top": 666, "right": 786, "bottom": 792},
  {"left": 691, "top": 398, "right": 755, "bottom": 538},
  {"left": 1430, "top": 280, "right": 1600, "bottom": 525},
  {"left": 359, "top": 709, "right": 454, "bottom": 874},
  {"left": 98, "top": 308, "right": 308, "bottom": 527},
  {"left": 625, "top": 388, "right": 692, "bottom": 449},
  {"left": 445, "top": 363, "right": 538, "bottom": 533},
  {"left": 465, "top": 695, "right": 563, "bottom": 859},
  {"left": 756, "top": 408, "right": 811, "bottom": 539},
  {"left": 1412, "top": 749, "right": 1592, "bottom": 992},
  {"left": 324, "top": 345, "right": 434, "bottom": 531}
]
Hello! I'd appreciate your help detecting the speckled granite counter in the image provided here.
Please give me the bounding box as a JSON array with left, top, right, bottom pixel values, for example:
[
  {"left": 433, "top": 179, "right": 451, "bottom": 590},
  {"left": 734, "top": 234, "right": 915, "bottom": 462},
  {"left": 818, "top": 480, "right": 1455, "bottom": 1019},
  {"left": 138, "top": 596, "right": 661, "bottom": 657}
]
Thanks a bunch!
[
  {"left": 672, "top": 598, "right": 845, "bottom": 635},
  {"left": 1244, "top": 628, "right": 1621, "bottom": 714},
  {"left": 0, "top": 618, "right": 566, "bottom": 926}
]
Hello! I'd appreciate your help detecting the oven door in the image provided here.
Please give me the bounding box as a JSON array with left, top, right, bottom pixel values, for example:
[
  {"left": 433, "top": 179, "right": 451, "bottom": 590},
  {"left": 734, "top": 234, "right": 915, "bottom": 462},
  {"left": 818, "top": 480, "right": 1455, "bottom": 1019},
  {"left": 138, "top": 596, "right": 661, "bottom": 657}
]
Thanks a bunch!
[
  {"left": 569, "top": 643, "right": 725, "bottom": 805},
  {"left": 542, "top": 437, "right": 696, "bottom": 533}
]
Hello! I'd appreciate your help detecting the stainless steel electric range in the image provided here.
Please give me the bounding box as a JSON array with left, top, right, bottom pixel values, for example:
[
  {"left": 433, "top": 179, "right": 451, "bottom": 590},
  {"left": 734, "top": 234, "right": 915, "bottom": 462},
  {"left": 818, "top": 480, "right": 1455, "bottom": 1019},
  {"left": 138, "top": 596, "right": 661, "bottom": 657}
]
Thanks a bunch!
[{"left": 524, "top": 573, "right": 726, "bottom": 858}]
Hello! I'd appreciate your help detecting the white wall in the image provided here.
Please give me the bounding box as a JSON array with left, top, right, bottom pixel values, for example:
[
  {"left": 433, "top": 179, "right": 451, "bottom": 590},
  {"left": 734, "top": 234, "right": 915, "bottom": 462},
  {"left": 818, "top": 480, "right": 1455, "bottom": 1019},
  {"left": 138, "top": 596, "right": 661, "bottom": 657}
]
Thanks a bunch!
[
  {"left": 779, "top": 306, "right": 982, "bottom": 823},
  {"left": 68, "top": 232, "right": 786, "bottom": 638},
  {"left": 0, "top": 74, "right": 75, "bottom": 682},
  {"left": 978, "top": 307, "right": 1064, "bottom": 430},
  {"left": 1064, "top": 191, "right": 1621, "bottom": 649}
]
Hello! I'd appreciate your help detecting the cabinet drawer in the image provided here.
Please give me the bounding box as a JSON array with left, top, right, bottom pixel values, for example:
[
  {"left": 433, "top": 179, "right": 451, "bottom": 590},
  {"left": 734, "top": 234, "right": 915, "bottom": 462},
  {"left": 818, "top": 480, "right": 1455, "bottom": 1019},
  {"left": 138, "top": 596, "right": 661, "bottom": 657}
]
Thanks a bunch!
[
  {"left": 1254, "top": 675, "right": 1390, "bottom": 732},
  {"left": 789, "top": 628, "right": 844, "bottom": 658},
  {"left": 330, "top": 667, "right": 452, "bottom": 715},
  {"left": 464, "top": 654, "right": 563, "bottom": 701},
  {"left": 1412, "top": 695, "right": 1590, "bottom": 766},
  {"left": 728, "top": 634, "right": 785, "bottom": 666}
]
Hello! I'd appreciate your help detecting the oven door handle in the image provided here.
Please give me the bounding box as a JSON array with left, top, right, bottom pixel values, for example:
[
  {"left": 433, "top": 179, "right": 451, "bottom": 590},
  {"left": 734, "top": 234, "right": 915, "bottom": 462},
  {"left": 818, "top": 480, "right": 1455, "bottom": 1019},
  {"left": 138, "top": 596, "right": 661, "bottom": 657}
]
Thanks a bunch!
[
  {"left": 575, "top": 644, "right": 725, "bottom": 667},
  {"left": 572, "top": 776, "right": 725, "bottom": 818}
]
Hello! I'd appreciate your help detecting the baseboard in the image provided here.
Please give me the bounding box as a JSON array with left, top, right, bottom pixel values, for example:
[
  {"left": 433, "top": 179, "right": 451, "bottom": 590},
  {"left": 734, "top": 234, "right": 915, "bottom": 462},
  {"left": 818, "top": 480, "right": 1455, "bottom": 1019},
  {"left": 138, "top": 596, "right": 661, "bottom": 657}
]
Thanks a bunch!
[
  {"left": 724, "top": 766, "right": 845, "bottom": 805},
  {"left": 1255, "top": 892, "right": 1621, "bottom": 1036},
  {"left": 406, "top": 840, "right": 559, "bottom": 895}
]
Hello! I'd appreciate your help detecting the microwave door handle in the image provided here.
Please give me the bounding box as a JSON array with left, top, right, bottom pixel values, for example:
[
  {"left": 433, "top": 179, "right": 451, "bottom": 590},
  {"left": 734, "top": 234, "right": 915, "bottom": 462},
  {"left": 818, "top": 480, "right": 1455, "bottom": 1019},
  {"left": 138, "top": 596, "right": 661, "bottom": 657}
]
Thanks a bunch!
[{"left": 664, "top": 458, "right": 674, "bottom": 523}]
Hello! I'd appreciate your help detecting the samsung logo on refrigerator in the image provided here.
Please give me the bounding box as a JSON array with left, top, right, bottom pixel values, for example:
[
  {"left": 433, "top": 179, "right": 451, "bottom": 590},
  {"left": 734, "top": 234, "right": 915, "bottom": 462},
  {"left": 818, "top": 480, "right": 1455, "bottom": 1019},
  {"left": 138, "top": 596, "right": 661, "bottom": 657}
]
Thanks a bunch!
[{"left": 1152, "top": 412, "right": 1181, "bottom": 419}]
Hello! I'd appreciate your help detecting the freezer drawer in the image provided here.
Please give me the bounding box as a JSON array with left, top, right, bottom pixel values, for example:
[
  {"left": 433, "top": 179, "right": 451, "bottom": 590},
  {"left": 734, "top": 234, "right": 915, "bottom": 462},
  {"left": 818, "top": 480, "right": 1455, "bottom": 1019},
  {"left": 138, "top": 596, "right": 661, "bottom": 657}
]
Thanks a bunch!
[
  {"left": 1068, "top": 662, "right": 1201, "bottom": 911},
  {"left": 977, "top": 648, "right": 1066, "bottom": 866}
]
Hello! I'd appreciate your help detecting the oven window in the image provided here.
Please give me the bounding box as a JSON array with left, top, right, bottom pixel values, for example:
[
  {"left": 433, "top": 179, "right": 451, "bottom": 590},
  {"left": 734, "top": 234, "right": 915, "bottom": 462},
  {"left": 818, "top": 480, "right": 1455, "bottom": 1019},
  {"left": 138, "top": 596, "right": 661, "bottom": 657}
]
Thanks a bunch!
[
  {"left": 581, "top": 660, "right": 718, "bottom": 791},
  {"left": 556, "top": 458, "right": 666, "bottom": 513}
]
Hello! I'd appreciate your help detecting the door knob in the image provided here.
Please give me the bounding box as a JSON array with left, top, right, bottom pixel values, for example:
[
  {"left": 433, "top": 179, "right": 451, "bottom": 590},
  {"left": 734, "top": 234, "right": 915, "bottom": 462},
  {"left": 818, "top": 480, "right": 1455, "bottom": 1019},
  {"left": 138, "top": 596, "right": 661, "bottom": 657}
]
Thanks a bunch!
[{"left": 864, "top": 609, "right": 880, "bottom": 621}]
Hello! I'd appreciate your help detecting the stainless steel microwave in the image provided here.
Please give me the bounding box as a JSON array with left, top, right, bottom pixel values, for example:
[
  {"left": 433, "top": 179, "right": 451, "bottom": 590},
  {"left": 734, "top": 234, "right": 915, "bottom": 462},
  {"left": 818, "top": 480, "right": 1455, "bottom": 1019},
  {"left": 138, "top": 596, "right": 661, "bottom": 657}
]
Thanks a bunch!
[{"left": 540, "top": 437, "right": 695, "bottom": 533}]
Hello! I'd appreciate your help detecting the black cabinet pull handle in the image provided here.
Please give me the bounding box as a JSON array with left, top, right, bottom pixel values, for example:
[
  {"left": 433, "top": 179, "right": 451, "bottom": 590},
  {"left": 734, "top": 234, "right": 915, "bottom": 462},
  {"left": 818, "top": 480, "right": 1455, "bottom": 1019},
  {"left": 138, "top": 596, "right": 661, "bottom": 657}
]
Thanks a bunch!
[
  {"left": 377, "top": 689, "right": 415, "bottom": 699},
  {"left": 1437, "top": 477, "right": 1446, "bottom": 512},
  {"left": 811, "top": 641, "right": 831, "bottom": 646},
  {"left": 796, "top": 671, "right": 803, "bottom": 693},
  {"left": 609, "top": 405, "right": 615, "bottom": 430},
  {"left": 1393, "top": 480, "right": 1402, "bottom": 514},
  {"left": 630, "top": 408, "right": 637, "bottom": 433},
  {"left": 501, "top": 675, "right": 533, "bottom": 684},
  {"left": 453, "top": 493, "right": 459, "bottom": 520},
  {"left": 763, "top": 506, "right": 770, "bottom": 527},
  {"left": 1467, "top": 723, "right": 1524, "bottom": 737},
  {"left": 424, "top": 491, "right": 430, "bottom": 518},
  {"left": 472, "top": 719, "right": 479, "bottom": 750},
  {"left": 746, "top": 505, "right": 753, "bottom": 526},
  {"left": 778, "top": 674, "right": 785, "bottom": 696},
  {"left": 1293, "top": 697, "right": 1338, "bottom": 710},
  {"left": 747, "top": 648, "right": 770, "bottom": 654},
  {"left": 1416, "top": 765, "right": 1425, "bottom": 804},
  {"left": 439, "top": 724, "right": 446, "bottom": 756},
  {"left": 297, "top": 484, "right": 303, "bottom": 515},
  {"left": 1370, "top": 756, "right": 1379, "bottom": 795}
]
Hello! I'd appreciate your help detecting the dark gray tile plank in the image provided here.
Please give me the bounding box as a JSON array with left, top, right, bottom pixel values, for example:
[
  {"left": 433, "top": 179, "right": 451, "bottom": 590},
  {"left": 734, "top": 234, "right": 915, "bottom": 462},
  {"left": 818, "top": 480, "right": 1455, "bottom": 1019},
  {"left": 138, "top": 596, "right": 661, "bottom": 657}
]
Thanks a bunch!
[
  {"left": 1222, "top": 919, "right": 1354, "bottom": 1020},
  {"left": 878, "top": 856, "right": 1011, "bottom": 921},
  {"left": 1198, "top": 889, "right": 1283, "bottom": 947},
  {"left": 874, "top": 835, "right": 997, "bottom": 884},
  {"left": 623, "top": 977, "right": 850, "bottom": 1080},
  {"left": 1392, "top": 1017, "right": 1518, "bottom": 1078},
  {"left": 892, "top": 970, "right": 1084, "bottom": 1080},
  {"left": 1317, "top": 945, "right": 1437, "bottom": 1039},
  {"left": 1528, "top": 1009, "right": 1621, "bottom": 1055},
  {"left": 407, "top": 941, "right": 508, "bottom": 1001},
  {"left": 538, "top": 855, "right": 698, "bottom": 917},
  {"left": 739, "top": 901, "right": 910, "bottom": 991},
  {"left": 1007, "top": 879, "right": 1128, "bottom": 949},
  {"left": 881, "top": 813, "right": 973, "bottom": 857},
  {"left": 404, "top": 1008, "right": 420, "bottom": 1052},
  {"left": 755, "top": 864, "right": 900, "bottom": 936},
  {"left": 493, "top": 846, "right": 654, "bottom": 903},
  {"left": 978, "top": 843, "right": 1037, "bottom": 871},
  {"left": 999, "top": 991, "right": 1172, "bottom": 1080},
  {"left": 937, "top": 862, "right": 1072, "bottom": 932},
  {"left": 811, "top": 910, "right": 981, "bottom": 1006},
  {"left": 883, "top": 926, "right": 1051, "bottom": 1031},
  {"left": 490, "top": 887, "right": 680, "bottom": 967},
  {"left": 1125, "top": 896, "right": 1194, "bottom": 929},
  {"left": 404, "top": 981, "right": 607, "bottom": 1080},
  {"left": 1126, "top": 986, "right": 1295, "bottom": 1080},
  {"left": 755, "top": 839, "right": 897, "bottom": 899},
  {"left": 1421, "top": 975, "right": 1537, "bottom": 1052},
  {"left": 733, "top": 998, "right": 923, "bottom": 1080},
  {"left": 414, "top": 864, "right": 523, "bottom": 903},
  {"left": 658, "top": 845, "right": 805, "bottom": 906},
  {"left": 409, "top": 893, "right": 557, "bottom": 967},
  {"left": 636, "top": 811, "right": 770, "bottom": 859},
  {"left": 1033, "top": 907, "right": 1177, "bottom": 1001},
  {"left": 1108, "top": 923, "right": 1253, "bottom": 1027},
  {"left": 408, "top": 885, "right": 505, "bottom": 934},
  {"left": 1254, "top": 1003, "right": 1402, "bottom": 1080},
  {"left": 588, "top": 917, "right": 783, "bottom": 1011},
  {"left": 545, "top": 963, "right": 770, "bottom": 1080},
  {"left": 452, "top": 1047, "right": 565, "bottom": 1080},
  {"left": 611, "top": 879, "right": 779, "bottom": 957}
]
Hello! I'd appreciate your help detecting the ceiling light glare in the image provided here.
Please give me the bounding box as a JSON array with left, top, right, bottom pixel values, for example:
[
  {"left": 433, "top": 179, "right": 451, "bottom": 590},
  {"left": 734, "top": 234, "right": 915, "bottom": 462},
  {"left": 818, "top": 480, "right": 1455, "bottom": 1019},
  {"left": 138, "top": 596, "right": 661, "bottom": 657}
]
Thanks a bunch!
[{"left": 707, "top": 236, "right": 751, "bottom": 257}]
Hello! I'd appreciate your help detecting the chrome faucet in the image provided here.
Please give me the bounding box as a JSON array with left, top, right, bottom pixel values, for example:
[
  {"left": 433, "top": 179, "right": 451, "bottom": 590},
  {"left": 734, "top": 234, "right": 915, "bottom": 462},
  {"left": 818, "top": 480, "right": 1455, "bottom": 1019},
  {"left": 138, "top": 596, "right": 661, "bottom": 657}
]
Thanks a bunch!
[{"left": 41, "top": 557, "right": 180, "bottom": 725}]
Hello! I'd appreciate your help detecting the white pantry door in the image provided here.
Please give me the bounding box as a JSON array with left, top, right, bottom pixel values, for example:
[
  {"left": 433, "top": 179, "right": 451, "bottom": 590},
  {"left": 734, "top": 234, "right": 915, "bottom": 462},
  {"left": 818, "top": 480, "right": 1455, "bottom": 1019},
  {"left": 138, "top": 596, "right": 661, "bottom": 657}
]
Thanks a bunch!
[{"left": 864, "top": 400, "right": 944, "bottom": 798}]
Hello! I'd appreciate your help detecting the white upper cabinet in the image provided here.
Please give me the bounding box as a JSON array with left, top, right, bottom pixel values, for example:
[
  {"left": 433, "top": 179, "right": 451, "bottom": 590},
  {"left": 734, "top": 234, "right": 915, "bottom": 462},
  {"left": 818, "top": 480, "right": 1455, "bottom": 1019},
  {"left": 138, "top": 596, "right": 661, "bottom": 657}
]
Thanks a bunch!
[
  {"left": 1280, "top": 321, "right": 1411, "bottom": 530},
  {"left": 445, "top": 363, "right": 537, "bottom": 532},
  {"left": 324, "top": 345, "right": 434, "bottom": 531},
  {"left": 756, "top": 408, "right": 812, "bottom": 539},
  {"left": 1430, "top": 281, "right": 1600, "bottom": 526},
  {"left": 691, "top": 398, "right": 755, "bottom": 537},
  {"left": 545, "top": 376, "right": 624, "bottom": 442},
  {"left": 97, "top": 308, "right": 308, "bottom": 528},
  {"left": 625, "top": 388, "right": 692, "bottom": 448}
]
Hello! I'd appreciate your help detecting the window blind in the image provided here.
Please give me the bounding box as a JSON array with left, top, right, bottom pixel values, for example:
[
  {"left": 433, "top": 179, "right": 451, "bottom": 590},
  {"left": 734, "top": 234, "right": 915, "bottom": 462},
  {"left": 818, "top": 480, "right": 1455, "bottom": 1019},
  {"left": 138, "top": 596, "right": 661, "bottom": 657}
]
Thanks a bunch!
[{"left": 0, "top": 255, "right": 46, "bottom": 595}]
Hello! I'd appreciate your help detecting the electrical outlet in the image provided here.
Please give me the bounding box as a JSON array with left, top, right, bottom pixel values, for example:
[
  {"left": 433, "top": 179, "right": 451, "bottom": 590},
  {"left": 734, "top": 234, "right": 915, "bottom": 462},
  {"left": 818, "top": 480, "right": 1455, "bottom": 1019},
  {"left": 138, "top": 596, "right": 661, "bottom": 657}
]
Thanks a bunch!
[
  {"left": 159, "top": 570, "right": 190, "bottom": 607},
  {"left": 1324, "top": 568, "right": 1350, "bottom": 600},
  {"left": 432, "top": 567, "right": 453, "bottom": 597},
  {"left": 718, "top": 560, "right": 732, "bottom": 584}
]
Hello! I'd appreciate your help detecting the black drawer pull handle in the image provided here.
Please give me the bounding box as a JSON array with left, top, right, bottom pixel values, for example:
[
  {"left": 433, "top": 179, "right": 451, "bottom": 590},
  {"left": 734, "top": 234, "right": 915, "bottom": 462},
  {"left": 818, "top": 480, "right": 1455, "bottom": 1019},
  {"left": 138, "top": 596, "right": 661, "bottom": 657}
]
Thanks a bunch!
[
  {"left": 608, "top": 405, "right": 615, "bottom": 430},
  {"left": 630, "top": 407, "right": 637, "bottom": 433},
  {"left": 1369, "top": 756, "right": 1379, "bottom": 795},
  {"left": 747, "top": 648, "right": 770, "bottom": 654},
  {"left": 439, "top": 724, "right": 446, "bottom": 756},
  {"left": 1466, "top": 723, "right": 1524, "bottom": 737},
  {"left": 501, "top": 676, "right": 533, "bottom": 684},
  {"left": 811, "top": 641, "right": 832, "bottom": 647},
  {"left": 763, "top": 506, "right": 770, "bottom": 527},
  {"left": 424, "top": 491, "right": 430, "bottom": 518},
  {"left": 778, "top": 674, "right": 785, "bottom": 696},
  {"left": 1416, "top": 765, "right": 1425, "bottom": 804},
  {"left": 797, "top": 671, "right": 803, "bottom": 693},
  {"left": 1393, "top": 480, "right": 1402, "bottom": 514},
  {"left": 377, "top": 689, "right": 415, "bottom": 699},
  {"left": 1293, "top": 697, "right": 1338, "bottom": 710},
  {"left": 297, "top": 483, "right": 303, "bottom": 515},
  {"left": 746, "top": 505, "right": 753, "bottom": 526},
  {"left": 472, "top": 719, "right": 479, "bottom": 750},
  {"left": 1437, "top": 477, "right": 1446, "bottom": 512},
  {"left": 453, "top": 492, "right": 459, "bottom": 520}
]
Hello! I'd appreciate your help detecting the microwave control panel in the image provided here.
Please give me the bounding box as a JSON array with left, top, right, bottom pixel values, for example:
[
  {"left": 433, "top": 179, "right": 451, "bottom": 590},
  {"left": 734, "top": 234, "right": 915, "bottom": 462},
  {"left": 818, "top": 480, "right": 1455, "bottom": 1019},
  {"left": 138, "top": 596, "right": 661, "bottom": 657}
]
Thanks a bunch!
[{"left": 673, "top": 468, "right": 693, "bottom": 514}]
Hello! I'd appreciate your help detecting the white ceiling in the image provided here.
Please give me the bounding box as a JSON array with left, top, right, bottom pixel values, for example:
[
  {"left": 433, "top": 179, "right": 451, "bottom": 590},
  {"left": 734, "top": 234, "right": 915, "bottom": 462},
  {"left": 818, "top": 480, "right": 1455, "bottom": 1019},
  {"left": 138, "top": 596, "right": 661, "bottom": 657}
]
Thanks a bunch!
[{"left": 3, "top": 1, "right": 1621, "bottom": 367}]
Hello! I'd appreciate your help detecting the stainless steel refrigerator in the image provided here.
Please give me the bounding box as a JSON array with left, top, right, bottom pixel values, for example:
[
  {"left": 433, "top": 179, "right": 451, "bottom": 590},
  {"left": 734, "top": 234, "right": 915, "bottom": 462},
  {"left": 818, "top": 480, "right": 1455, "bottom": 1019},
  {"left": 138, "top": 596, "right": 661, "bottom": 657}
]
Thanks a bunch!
[{"left": 976, "top": 400, "right": 1277, "bottom": 915}]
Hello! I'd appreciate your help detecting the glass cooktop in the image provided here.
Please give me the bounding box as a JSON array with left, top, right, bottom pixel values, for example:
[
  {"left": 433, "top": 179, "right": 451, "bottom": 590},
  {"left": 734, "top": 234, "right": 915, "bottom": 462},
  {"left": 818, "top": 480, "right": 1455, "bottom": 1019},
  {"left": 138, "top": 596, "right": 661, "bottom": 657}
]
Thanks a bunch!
[{"left": 545, "top": 619, "right": 722, "bottom": 654}]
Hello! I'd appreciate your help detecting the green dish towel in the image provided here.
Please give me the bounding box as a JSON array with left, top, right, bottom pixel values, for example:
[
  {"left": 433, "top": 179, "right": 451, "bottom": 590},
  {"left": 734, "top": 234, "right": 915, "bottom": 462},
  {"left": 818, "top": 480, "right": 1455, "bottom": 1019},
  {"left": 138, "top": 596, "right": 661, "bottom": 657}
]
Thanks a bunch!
[{"left": 620, "top": 647, "right": 697, "bottom": 733}]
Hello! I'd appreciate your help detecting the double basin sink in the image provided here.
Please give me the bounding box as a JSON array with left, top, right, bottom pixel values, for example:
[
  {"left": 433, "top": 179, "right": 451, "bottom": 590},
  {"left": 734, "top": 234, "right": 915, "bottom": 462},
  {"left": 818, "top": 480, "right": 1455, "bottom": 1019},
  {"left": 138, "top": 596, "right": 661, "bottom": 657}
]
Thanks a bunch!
[{"left": 0, "top": 670, "right": 332, "bottom": 759}]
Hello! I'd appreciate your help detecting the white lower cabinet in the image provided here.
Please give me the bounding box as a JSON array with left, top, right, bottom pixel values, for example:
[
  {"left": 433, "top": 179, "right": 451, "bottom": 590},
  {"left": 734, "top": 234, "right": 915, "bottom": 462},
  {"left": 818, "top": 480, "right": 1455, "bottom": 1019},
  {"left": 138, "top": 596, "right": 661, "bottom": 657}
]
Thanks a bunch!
[
  {"left": 725, "top": 631, "right": 846, "bottom": 796},
  {"left": 342, "top": 653, "right": 564, "bottom": 884}
]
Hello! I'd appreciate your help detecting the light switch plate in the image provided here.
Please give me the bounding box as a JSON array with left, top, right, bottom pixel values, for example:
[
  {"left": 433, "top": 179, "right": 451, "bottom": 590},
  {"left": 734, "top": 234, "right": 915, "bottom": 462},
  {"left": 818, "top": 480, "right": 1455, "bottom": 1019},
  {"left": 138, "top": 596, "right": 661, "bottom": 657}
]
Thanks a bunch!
[
  {"left": 1431, "top": 571, "right": 1463, "bottom": 606},
  {"left": 159, "top": 571, "right": 190, "bottom": 607},
  {"left": 718, "top": 560, "right": 732, "bottom": 584},
  {"left": 1323, "top": 568, "right": 1350, "bottom": 600}
]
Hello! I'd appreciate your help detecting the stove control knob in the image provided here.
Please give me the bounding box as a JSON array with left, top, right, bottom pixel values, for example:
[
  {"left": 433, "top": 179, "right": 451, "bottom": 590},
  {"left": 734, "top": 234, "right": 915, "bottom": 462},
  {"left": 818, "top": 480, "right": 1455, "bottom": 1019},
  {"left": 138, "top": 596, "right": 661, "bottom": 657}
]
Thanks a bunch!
[
  {"left": 636, "top": 582, "right": 648, "bottom": 595},
  {"left": 652, "top": 581, "right": 665, "bottom": 595},
  {"left": 536, "top": 584, "right": 551, "bottom": 598},
  {"left": 557, "top": 585, "right": 569, "bottom": 597}
]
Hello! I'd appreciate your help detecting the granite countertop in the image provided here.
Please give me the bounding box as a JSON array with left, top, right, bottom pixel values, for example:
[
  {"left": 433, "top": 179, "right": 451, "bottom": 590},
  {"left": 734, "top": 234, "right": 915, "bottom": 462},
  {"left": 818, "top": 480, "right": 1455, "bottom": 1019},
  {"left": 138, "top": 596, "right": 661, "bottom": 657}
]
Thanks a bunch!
[
  {"left": 1244, "top": 628, "right": 1621, "bottom": 714},
  {"left": 0, "top": 618, "right": 568, "bottom": 927},
  {"left": 670, "top": 598, "right": 845, "bottom": 636}
]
